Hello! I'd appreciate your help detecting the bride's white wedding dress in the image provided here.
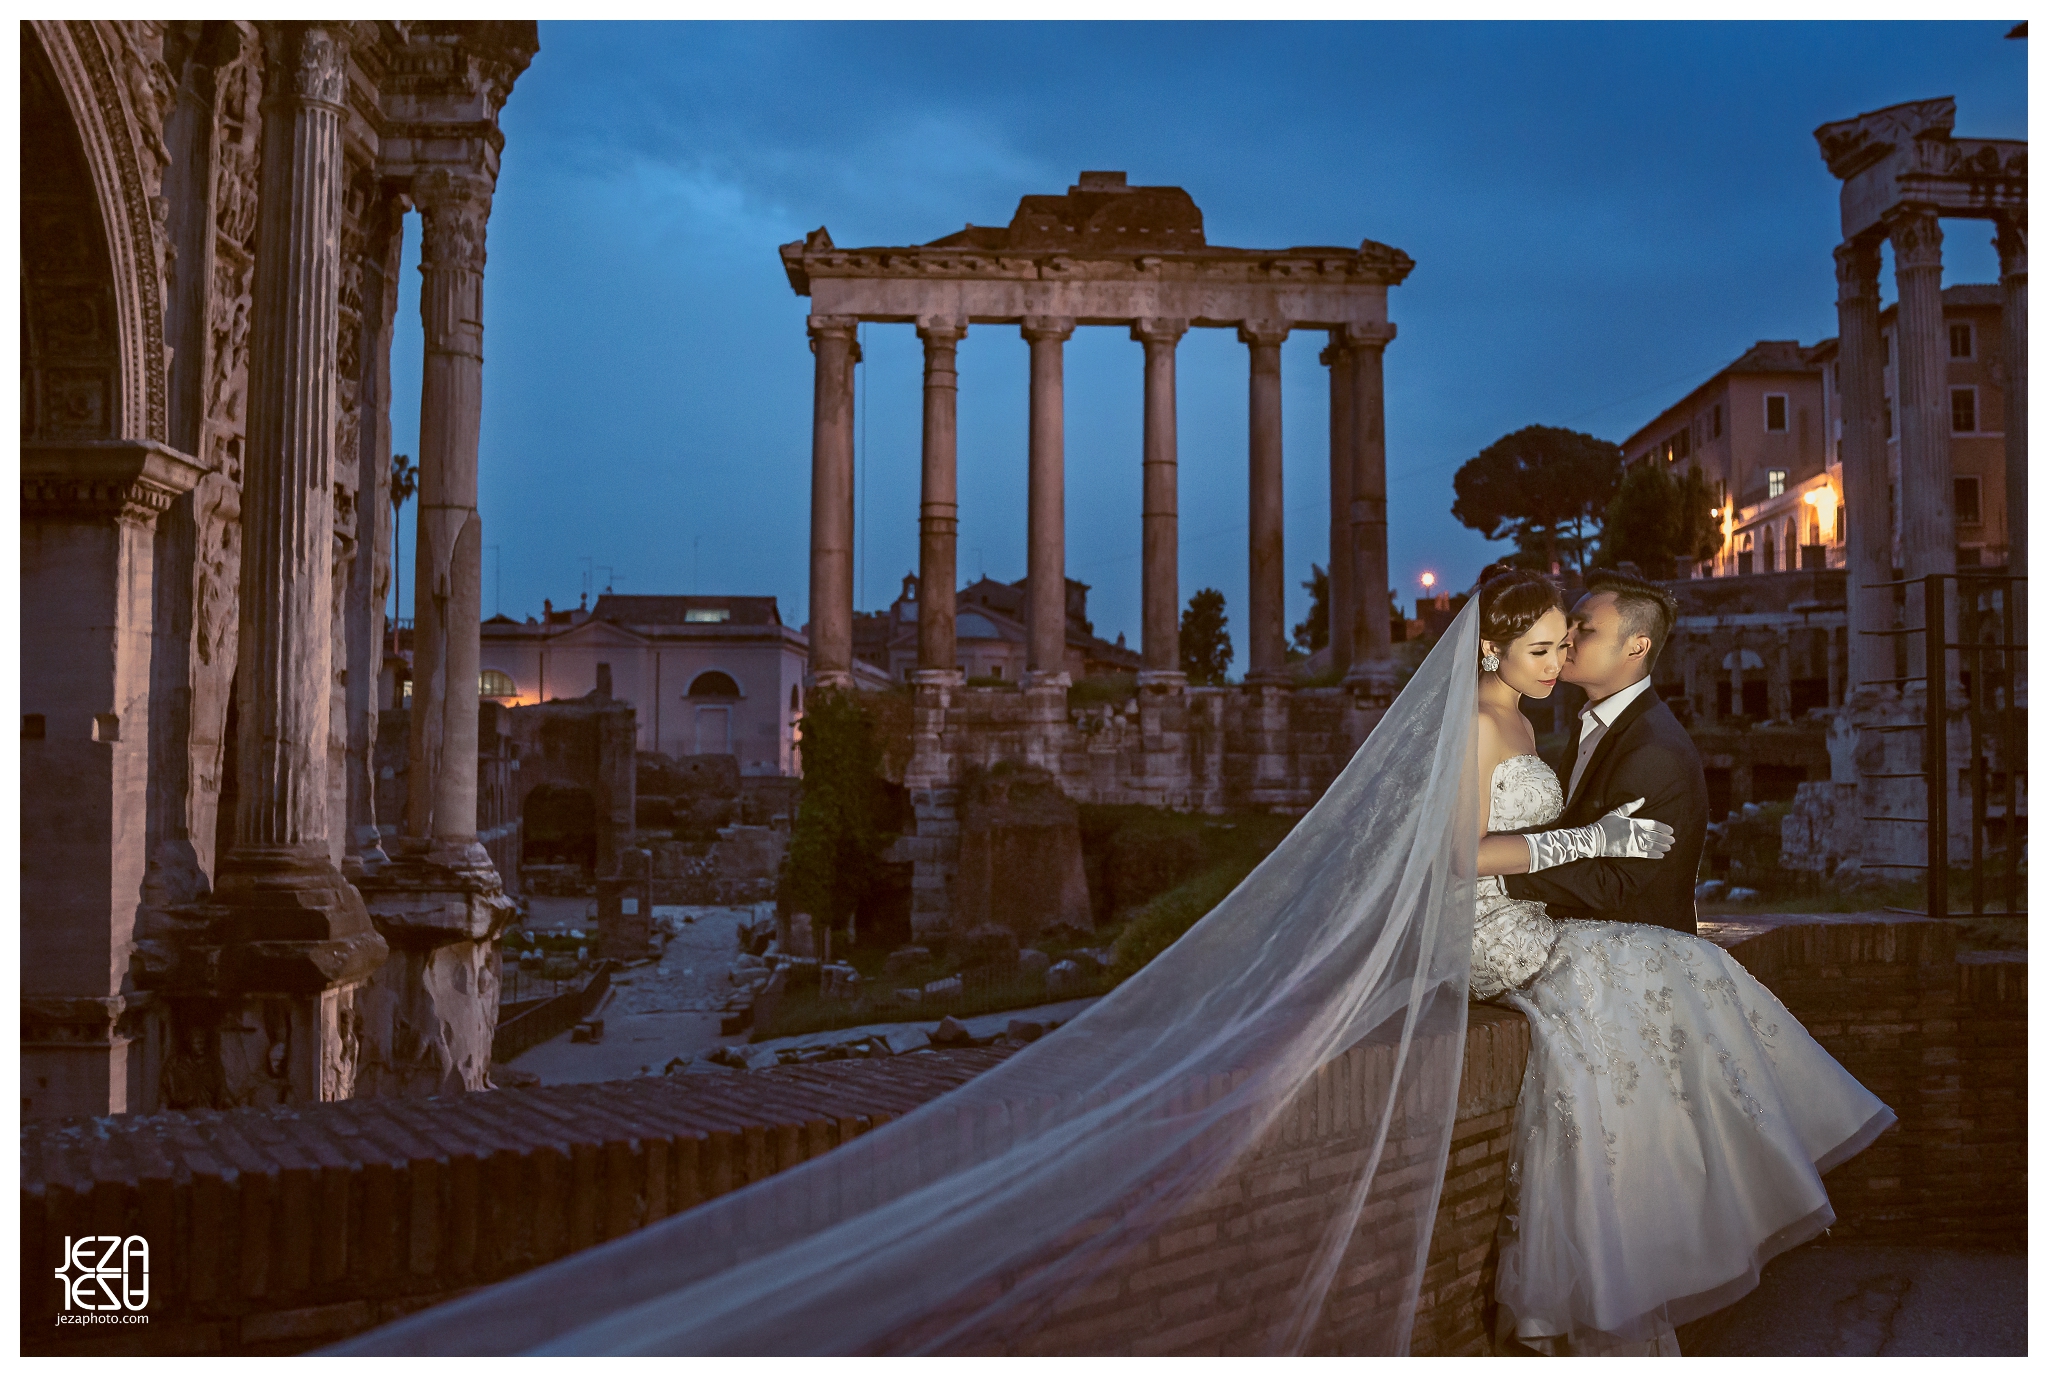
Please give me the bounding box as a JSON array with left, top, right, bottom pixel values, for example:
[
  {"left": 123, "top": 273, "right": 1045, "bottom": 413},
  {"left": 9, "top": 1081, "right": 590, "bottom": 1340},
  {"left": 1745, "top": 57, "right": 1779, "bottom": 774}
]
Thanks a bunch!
[{"left": 1472, "top": 753, "right": 1896, "bottom": 1355}]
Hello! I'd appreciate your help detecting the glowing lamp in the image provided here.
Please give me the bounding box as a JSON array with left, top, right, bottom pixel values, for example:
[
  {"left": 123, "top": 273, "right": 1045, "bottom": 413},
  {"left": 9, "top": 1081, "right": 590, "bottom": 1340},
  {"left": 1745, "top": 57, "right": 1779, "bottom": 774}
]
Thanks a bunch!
[{"left": 1420, "top": 571, "right": 1436, "bottom": 590}]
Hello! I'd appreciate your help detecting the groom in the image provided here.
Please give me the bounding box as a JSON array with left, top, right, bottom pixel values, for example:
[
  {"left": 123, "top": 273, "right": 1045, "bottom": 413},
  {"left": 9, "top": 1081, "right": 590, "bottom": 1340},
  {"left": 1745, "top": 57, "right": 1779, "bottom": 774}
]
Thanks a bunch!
[{"left": 1505, "top": 569, "right": 1708, "bottom": 936}]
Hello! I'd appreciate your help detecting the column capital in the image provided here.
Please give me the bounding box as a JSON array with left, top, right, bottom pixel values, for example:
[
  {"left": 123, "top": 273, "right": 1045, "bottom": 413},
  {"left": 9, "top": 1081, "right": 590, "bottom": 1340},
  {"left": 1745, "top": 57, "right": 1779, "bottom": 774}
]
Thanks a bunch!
[
  {"left": 1131, "top": 317, "right": 1188, "bottom": 347},
  {"left": 1885, "top": 206, "right": 1944, "bottom": 273},
  {"left": 416, "top": 171, "right": 493, "bottom": 273},
  {"left": 807, "top": 313, "right": 861, "bottom": 341},
  {"left": 1319, "top": 336, "right": 1352, "bottom": 367},
  {"left": 1995, "top": 213, "right": 2027, "bottom": 281},
  {"left": 915, "top": 315, "right": 968, "bottom": 345},
  {"left": 1238, "top": 320, "right": 1291, "bottom": 348},
  {"left": 1340, "top": 322, "right": 1396, "bottom": 352},
  {"left": 262, "top": 23, "right": 353, "bottom": 111},
  {"left": 1021, "top": 315, "right": 1076, "bottom": 343}
]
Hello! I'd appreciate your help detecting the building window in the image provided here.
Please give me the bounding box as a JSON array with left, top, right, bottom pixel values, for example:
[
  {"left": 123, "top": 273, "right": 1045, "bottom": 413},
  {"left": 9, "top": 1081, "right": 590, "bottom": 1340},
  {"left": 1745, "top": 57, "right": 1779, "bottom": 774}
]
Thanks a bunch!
[
  {"left": 1767, "top": 468, "right": 1788, "bottom": 499},
  {"left": 1949, "top": 322, "right": 1974, "bottom": 359},
  {"left": 1712, "top": 404, "right": 1723, "bottom": 438},
  {"left": 1950, "top": 386, "right": 1978, "bottom": 434},
  {"left": 688, "top": 670, "right": 740, "bottom": 697},
  {"left": 1954, "top": 475, "right": 1982, "bottom": 525},
  {"left": 991, "top": 664, "right": 1004, "bottom": 679},
  {"left": 1884, "top": 402, "right": 1893, "bottom": 439},
  {"left": 1958, "top": 545, "right": 1984, "bottom": 567},
  {"left": 1881, "top": 332, "right": 1891, "bottom": 367},
  {"left": 684, "top": 608, "right": 730, "bottom": 623},
  {"left": 1764, "top": 394, "right": 1788, "bottom": 432},
  {"left": 790, "top": 684, "right": 800, "bottom": 712},
  {"left": 479, "top": 669, "right": 517, "bottom": 699}
]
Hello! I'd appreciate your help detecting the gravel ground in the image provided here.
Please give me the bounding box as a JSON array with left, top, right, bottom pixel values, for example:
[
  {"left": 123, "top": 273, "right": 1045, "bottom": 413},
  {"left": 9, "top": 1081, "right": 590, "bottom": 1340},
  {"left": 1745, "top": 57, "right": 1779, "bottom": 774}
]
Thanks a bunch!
[{"left": 505, "top": 903, "right": 764, "bottom": 1085}]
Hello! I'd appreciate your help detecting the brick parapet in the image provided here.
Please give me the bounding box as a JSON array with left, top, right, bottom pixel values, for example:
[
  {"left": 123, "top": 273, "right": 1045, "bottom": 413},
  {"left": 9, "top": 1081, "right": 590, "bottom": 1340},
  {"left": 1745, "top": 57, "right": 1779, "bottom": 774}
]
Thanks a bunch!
[
  {"left": 1714, "top": 915, "right": 2025, "bottom": 1251},
  {"left": 22, "top": 918, "right": 2023, "bottom": 1354}
]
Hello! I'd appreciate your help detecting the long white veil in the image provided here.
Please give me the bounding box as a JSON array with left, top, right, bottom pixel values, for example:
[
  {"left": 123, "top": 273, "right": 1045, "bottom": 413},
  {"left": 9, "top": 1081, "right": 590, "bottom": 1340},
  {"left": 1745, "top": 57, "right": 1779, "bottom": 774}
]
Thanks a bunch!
[{"left": 340, "top": 600, "right": 1482, "bottom": 1355}]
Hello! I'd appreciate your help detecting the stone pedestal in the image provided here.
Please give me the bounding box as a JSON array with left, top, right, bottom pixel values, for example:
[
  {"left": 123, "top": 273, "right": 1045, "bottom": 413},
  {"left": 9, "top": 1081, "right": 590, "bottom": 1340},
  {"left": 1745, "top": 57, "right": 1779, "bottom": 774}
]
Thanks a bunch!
[
  {"left": 954, "top": 763, "right": 1092, "bottom": 939},
  {"left": 353, "top": 840, "right": 515, "bottom": 1097},
  {"left": 597, "top": 847, "right": 655, "bottom": 961}
]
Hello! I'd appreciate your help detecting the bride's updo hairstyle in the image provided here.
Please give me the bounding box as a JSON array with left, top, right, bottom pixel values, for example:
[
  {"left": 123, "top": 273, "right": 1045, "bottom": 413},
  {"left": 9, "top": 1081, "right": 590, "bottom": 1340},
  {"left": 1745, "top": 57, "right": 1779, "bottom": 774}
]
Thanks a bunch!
[{"left": 1476, "top": 563, "right": 1566, "bottom": 648}]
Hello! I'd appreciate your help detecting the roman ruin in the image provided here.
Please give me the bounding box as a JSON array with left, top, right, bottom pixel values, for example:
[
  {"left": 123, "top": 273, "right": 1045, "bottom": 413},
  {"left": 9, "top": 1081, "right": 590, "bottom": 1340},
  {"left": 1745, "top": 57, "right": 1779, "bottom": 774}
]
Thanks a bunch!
[
  {"left": 21, "top": 20, "right": 538, "bottom": 1119},
  {"left": 1813, "top": 98, "right": 2026, "bottom": 879},
  {"left": 783, "top": 172, "right": 1416, "bottom": 933}
]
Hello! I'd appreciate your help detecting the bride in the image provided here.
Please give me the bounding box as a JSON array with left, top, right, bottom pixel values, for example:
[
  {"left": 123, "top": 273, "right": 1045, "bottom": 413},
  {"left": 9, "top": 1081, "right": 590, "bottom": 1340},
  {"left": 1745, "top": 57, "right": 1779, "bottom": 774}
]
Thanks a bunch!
[
  {"left": 343, "top": 569, "right": 1894, "bottom": 1357},
  {"left": 1465, "top": 564, "right": 1894, "bottom": 1355}
]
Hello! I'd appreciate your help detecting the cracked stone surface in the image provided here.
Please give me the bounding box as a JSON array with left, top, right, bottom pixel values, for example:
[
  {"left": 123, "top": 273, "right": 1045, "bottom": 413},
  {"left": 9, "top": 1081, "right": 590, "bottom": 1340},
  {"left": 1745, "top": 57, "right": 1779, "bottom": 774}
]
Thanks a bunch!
[{"left": 1680, "top": 1244, "right": 2026, "bottom": 1356}]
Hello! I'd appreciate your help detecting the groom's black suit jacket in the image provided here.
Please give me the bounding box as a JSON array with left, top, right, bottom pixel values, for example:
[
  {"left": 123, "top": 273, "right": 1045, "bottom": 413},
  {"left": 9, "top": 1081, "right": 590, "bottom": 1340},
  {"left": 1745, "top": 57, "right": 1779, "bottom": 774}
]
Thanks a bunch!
[{"left": 1503, "top": 683, "right": 1707, "bottom": 937}]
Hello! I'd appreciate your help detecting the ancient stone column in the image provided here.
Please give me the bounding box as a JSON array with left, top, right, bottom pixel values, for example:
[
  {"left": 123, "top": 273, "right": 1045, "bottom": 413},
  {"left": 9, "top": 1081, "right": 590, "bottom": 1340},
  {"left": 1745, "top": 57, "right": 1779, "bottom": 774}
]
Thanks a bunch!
[
  {"left": 1134, "top": 318, "right": 1187, "bottom": 686},
  {"left": 1770, "top": 629, "right": 1793, "bottom": 721},
  {"left": 1242, "top": 322, "right": 1289, "bottom": 685},
  {"left": 1835, "top": 238, "right": 1892, "bottom": 696},
  {"left": 1344, "top": 324, "right": 1397, "bottom": 695},
  {"left": 1321, "top": 336, "right": 1355, "bottom": 674},
  {"left": 916, "top": 316, "right": 966, "bottom": 681},
  {"left": 1887, "top": 208, "right": 1956, "bottom": 685},
  {"left": 344, "top": 194, "right": 402, "bottom": 877},
  {"left": 1023, "top": 316, "right": 1076, "bottom": 685},
  {"left": 1995, "top": 215, "right": 2025, "bottom": 580},
  {"left": 807, "top": 315, "right": 860, "bottom": 687},
  {"left": 208, "top": 23, "right": 385, "bottom": 1102},
  {"left": 406, "top": 170, "right": 495, "bottom": 871}
]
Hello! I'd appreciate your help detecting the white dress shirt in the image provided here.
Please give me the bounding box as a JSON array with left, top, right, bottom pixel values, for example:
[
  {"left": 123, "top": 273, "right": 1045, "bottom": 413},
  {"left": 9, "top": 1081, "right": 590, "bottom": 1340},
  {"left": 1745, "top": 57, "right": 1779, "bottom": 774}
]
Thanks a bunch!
[{"left": 1566, "top": 674, "right": 1656, "bottom": 805}]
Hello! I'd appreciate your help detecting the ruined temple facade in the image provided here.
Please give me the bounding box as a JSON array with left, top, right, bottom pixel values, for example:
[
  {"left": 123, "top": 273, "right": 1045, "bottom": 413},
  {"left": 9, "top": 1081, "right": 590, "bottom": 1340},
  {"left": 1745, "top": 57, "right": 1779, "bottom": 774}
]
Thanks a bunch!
[
  {"left": 784, "top": 173, "right": 1416, "bottom": 935},
  {"left": 21, "top": 21, "right": 538, "bottom": 1119}
]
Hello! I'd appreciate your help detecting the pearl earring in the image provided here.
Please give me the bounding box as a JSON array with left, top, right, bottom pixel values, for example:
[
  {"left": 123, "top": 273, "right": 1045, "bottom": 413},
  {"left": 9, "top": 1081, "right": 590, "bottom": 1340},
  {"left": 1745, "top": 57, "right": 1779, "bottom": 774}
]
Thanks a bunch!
[{"left": 1480, "top": 652, "right": 1501, "bottom": 672}]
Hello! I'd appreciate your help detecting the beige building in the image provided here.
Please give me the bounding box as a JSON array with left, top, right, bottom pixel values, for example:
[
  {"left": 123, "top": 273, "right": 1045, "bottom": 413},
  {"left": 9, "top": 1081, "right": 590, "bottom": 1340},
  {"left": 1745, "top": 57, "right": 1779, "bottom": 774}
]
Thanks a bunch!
[
  {"left": 1622, "top": 284, "right": 2011, "bottom": 583},
  {"left": 479, "top": 594, "right": 816, "bottom": 775},
  {"left": 854, "top": 574, "right": 1142, "bottom": 685}
]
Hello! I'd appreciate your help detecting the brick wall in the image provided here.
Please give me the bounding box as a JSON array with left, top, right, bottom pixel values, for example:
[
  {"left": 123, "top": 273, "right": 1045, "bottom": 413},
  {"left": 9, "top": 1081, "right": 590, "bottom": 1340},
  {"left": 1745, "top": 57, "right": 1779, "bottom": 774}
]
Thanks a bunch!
[
  {"left": 1713, "top": 916, "right": 2027, "bottom": 1249},
  {"left": 21, "top": 1010, "right": 1529, "bottom": 1356},
  {"left": 21, "top": 918, "right": 2022, "bottom": 1355}
]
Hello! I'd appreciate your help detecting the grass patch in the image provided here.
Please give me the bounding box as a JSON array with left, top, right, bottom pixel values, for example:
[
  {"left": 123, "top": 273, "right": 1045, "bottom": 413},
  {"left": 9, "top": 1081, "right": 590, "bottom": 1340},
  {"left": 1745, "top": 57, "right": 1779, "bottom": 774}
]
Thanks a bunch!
[
  {"left": 1068, "top": 673, "right": 1137, "bottom": 709},
  {"left": 1107, "top": 814, "right": 1295, "bottom": 978}
]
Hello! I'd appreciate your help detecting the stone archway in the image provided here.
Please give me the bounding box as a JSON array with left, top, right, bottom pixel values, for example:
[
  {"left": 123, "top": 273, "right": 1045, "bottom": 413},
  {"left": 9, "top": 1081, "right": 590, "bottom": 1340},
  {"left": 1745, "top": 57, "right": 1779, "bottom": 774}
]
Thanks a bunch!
[
  {"left": 23, "top": 21, "right": 174, "bottom": 444},
  {"left": 21, "top": 31, "right": 124, "bottom": 442}
]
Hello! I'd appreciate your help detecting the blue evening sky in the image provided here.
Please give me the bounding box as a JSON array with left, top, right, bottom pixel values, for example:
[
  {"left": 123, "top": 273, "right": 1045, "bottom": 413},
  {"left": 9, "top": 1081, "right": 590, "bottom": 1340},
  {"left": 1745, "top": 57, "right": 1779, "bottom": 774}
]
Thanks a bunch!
[{"left": 388, "top": 20, "right": 2025, "bottom": 661}]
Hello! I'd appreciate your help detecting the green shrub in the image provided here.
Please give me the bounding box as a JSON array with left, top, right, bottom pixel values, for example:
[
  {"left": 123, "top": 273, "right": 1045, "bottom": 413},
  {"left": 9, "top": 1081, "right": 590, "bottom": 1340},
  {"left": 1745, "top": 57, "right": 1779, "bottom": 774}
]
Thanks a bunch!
[{"left": 779, "top": 689, "right": 889, "bottom": 928}]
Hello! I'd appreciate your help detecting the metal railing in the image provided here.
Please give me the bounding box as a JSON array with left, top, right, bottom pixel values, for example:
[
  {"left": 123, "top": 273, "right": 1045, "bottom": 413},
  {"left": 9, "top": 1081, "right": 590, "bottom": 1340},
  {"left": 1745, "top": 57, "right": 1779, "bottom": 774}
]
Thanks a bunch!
[{"left": 1857, "top": 571, "right": 2025, "bottom": 919}]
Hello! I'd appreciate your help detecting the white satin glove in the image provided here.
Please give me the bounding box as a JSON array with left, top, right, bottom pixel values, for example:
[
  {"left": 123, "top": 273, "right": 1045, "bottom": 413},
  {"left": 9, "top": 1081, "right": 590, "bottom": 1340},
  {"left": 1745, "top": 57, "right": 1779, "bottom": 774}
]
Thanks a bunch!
[{"left": 1523, "top": 798, "right": 1677, "bottom": 872}]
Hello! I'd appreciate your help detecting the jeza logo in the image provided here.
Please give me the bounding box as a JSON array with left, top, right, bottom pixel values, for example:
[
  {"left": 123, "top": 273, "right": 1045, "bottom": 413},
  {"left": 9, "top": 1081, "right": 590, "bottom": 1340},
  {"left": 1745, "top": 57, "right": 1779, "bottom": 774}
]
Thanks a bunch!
[{"left": 54, "top": 1236, "right": 150, "bottom": 1312}]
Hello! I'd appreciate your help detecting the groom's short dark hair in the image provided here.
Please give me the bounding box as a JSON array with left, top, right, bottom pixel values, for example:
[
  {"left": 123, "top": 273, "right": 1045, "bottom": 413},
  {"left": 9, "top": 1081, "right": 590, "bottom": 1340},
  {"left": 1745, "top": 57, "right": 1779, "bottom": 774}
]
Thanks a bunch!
[{"left": 1582, "top": 568, "right": 1678, "bottom": 669}]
